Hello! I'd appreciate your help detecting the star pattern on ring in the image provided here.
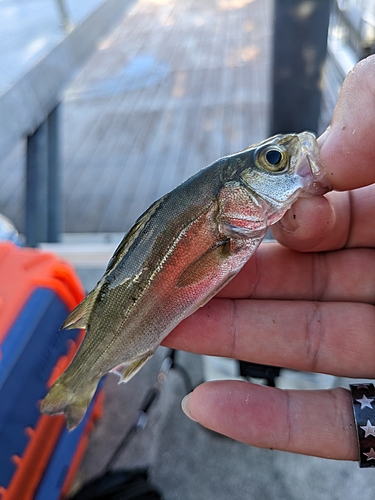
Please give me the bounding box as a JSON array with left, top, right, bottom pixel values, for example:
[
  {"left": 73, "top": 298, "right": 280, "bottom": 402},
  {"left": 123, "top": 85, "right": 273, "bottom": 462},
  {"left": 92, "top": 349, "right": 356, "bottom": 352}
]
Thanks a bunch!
[
  {"left": 356, "top": 395, "right": 374, "bottom": 410},
  {"left": 349, "top": 384, "right": 375, "bottom": 467},
  {"left": 360, "top": 420, "right": 375, "bottom": 438},
  {"left": 363, "top": 448, "right": 375, "bottom": 461}
]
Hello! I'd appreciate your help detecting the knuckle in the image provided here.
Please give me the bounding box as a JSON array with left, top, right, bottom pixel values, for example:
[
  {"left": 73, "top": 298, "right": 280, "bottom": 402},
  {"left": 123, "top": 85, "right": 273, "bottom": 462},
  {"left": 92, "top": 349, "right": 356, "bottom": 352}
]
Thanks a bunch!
[{"left": 229, "top": 299, "right": 239, "bottom": 360}]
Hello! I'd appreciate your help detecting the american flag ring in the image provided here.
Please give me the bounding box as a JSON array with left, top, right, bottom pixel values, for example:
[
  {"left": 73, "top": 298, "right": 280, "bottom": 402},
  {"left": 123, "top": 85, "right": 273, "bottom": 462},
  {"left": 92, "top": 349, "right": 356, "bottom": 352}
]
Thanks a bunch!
[{"left": 350, "top": 383, "right": 375, "bottom": 468}]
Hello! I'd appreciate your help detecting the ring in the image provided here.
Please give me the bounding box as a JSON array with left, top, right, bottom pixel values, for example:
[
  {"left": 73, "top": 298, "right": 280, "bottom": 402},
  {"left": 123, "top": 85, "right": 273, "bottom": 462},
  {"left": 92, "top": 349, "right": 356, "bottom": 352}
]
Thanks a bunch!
[{"left": 350, "top": 383, "right": 375, "bottom": 467}]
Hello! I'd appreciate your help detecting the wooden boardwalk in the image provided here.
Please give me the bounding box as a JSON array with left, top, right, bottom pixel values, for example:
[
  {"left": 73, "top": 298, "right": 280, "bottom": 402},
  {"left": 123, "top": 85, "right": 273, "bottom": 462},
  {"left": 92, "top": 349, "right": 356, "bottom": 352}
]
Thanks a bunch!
[{"left": 0, "top": 0, "right": 272, "bottom": 234}]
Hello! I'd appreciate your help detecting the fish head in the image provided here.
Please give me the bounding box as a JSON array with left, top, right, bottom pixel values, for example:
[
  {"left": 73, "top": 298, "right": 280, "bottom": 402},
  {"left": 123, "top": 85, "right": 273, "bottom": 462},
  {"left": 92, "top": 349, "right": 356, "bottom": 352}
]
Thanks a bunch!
[{"left": 238, "top": 131, "right": 332, "bottom": 225}]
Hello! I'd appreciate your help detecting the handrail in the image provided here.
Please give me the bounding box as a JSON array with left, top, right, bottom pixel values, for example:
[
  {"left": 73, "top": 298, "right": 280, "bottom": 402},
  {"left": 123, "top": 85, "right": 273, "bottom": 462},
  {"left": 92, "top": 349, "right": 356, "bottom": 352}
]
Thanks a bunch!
[
  {"left": 0, "top": 0, "right": 134, "bottom": 165},
  {"left": 0, "top": 0, "right": 135, "bottom": 246}
]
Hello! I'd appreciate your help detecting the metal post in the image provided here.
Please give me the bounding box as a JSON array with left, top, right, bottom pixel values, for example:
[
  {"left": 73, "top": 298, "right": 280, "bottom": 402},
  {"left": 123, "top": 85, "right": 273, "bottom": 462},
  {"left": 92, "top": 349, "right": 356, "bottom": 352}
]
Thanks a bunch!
[
  {"left": 25, "top": 105, "right": 62, "bottom": 246},
  {"left": 47, "top": 105, "right": 62, "bottom": 242},
  {"left": 270, "top": 0, "right": 331, "bottom": 135},
  {"left": 26, "top": 121, "right": 49, "bottom": 247}
]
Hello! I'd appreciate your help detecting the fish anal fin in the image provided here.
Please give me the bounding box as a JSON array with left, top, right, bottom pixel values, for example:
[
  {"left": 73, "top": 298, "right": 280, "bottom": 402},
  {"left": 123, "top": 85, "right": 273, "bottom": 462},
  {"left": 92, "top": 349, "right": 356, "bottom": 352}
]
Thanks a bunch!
[
  {"left": 61, "top": 289, "right": 96, "bottom": 330},
  {"left": 111, "top": 363, "right": 128, "bottom": 379},
  {"left": 112, "top": 352, "right": 154, "bottom": 383}
]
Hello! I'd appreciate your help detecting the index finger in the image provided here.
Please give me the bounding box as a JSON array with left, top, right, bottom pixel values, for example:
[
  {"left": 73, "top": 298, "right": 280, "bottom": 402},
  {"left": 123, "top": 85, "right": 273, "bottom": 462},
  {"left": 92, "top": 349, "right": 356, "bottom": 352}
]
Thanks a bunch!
[{"left": 319, "top": 54, "right": 375, "bottom": 191}]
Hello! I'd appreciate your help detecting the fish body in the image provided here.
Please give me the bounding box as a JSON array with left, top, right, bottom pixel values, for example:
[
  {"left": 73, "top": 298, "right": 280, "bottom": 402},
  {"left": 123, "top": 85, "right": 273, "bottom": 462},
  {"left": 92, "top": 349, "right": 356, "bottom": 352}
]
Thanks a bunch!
[{"left": 41, "top": 132, "right": 330, "bottom": 429}]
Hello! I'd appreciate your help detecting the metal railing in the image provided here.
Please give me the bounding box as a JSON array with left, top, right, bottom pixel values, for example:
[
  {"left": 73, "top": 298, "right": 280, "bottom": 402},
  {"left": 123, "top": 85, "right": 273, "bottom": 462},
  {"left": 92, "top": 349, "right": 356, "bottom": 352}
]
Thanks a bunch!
[{"left": 0, "top": 0, "right": 135, "bottom": 247}]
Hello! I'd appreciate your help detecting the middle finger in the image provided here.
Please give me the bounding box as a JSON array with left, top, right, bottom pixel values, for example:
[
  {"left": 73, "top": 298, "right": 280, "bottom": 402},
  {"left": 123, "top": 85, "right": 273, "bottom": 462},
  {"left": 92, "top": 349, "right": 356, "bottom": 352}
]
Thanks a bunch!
[
  {"left": 219, "top": 243, "right": 375, "bottom": 304},
  {"left": 164, "top": 297, "right": 375, "bottom": 378}
]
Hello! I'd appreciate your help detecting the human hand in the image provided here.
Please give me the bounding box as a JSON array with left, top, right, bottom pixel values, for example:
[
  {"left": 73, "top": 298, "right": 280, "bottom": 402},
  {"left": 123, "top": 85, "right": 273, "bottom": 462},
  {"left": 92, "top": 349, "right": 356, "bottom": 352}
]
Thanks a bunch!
[{"left": 163, "top": 54, "right": 375, "bottom": 461}]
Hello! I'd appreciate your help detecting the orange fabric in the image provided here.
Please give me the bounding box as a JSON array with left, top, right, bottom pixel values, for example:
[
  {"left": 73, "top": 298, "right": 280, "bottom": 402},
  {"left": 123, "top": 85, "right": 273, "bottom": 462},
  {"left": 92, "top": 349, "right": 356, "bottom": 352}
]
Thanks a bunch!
[
  {"left": 0, "top": 242, "right": 94, "bottom": 500},
  {"left": 0, "top": 242, "right": 85, "bottom": 344}
]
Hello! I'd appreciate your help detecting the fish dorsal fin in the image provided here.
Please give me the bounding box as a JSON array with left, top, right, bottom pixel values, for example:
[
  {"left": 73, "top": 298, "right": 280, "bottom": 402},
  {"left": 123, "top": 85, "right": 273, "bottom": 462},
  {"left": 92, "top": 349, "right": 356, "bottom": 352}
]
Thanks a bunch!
[
  {"left": 61, "top": 289, "right": 97, "bottom": 330},
  {"left": 105, "top": 195, "right": 168, "bottom": 275}
]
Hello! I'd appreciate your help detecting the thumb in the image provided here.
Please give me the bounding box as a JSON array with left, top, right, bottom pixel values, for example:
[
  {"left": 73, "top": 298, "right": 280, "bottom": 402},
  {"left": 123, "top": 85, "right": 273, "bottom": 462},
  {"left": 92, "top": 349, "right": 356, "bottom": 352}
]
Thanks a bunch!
[{"left": 319, "top": 54, "right": 375, "bottom": 191}]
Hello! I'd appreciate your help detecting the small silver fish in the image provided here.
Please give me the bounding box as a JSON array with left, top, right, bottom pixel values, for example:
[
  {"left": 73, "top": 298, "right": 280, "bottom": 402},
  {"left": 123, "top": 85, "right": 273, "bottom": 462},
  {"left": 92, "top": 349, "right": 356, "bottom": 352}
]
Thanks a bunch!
[{"left": 41, "top": 131, "right": 330, "bottom": 429}]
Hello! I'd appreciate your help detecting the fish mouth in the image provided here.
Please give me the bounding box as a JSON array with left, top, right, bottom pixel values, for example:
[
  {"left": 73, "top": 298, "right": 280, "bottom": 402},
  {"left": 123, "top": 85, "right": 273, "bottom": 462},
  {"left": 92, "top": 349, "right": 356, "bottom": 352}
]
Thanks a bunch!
[{"left": 294, "top": 131, "right": 332, "bottom": 196}]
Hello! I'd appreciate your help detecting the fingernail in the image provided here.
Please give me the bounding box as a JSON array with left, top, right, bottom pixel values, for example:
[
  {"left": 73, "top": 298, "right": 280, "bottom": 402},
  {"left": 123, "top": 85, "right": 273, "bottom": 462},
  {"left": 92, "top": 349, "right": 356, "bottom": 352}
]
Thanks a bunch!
[{"left": 181, "top": 393, "right": 198, "bottom": 422}]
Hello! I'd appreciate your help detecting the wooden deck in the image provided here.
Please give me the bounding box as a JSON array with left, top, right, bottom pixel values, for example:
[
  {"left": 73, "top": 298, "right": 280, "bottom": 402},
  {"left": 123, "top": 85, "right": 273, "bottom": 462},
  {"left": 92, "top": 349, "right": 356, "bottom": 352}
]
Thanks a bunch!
[{"left": 0, "top": 0, "right": 272, "bottom": 234}]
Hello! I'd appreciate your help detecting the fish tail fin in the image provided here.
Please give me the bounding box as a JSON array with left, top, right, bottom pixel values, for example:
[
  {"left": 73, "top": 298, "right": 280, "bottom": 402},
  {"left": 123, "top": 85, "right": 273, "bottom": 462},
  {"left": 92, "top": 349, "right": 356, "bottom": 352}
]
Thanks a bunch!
[{"left": 41, "top": 378, "right": 97, "bottom": 430}]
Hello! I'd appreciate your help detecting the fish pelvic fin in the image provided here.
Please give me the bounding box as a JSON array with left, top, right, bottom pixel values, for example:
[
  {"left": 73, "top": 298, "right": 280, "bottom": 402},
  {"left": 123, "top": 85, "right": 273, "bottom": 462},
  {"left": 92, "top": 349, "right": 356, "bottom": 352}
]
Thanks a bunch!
[
  {"left": 112, "top": 352, "right": 154, "bottom": 383},
  {"left": 41, "top": 378, "right": 98, "bottom": 430},
  {"left": 61, "top": 289, "right": 97, "bottom": 330}
]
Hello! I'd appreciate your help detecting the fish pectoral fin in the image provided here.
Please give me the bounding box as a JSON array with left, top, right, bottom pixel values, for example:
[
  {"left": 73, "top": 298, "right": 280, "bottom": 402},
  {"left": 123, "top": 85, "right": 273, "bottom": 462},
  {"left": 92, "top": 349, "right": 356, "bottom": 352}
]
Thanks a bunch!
[
  {"left": 176, "top": 244, "right": 231, "bottom": 288},
  {"left": 61, "top": 289, "right": 97, "bottom": 330},
  {"left": 112, "top": 352, "right": 154, "bottom": 383}
]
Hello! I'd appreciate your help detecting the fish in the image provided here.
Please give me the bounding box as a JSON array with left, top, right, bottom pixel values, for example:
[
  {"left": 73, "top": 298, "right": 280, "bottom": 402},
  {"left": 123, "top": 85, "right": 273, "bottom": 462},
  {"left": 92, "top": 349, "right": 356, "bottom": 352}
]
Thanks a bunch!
[{"left": 41, "top": 131, "right": 330, "bottom": 429}]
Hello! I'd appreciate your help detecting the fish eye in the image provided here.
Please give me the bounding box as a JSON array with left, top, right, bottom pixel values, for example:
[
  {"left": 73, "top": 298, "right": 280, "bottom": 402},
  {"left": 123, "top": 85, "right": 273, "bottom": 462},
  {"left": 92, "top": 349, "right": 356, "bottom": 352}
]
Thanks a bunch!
[
  {"left": 257, "top": 146, "right": 288, "bottom": 172},
  {"left": 266, "top": 149, "right": 282, "bottom": 165}
]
